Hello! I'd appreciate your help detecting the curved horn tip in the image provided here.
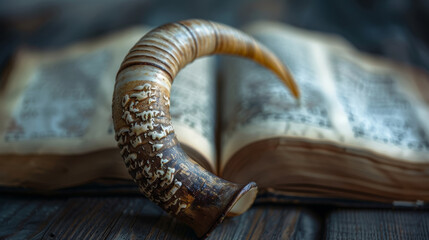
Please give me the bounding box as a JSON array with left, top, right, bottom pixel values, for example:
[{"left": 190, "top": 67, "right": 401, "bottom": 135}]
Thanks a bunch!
[{"left": 113, "top": 19, "right": 298, "bottom": 237}]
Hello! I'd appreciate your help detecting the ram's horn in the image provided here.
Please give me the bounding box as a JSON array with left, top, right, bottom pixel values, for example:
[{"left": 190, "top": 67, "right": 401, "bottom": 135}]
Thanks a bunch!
[{"left": 112, "top": 19, "right": 299, "bottom": 237}]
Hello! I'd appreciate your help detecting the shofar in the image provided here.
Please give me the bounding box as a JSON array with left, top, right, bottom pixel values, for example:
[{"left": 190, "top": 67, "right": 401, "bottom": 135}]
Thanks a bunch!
[{"left": 112, "top": 19, "right": 299, "bottom": 237}]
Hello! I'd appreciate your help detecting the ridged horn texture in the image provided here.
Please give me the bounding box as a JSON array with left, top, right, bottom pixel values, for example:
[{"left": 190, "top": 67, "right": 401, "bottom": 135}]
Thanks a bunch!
[{"left": 113, "top": 19, "right": 299, "bottom": 238}]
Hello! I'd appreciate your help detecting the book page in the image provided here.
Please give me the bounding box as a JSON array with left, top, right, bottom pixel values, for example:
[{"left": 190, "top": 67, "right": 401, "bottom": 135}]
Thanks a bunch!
[
  {"left": 220, "top": 23, "right": 347, "bottom": 171},
  {"left": 169, "top": 56, "right": 217, "bottom": 171},
  {"left": 0, "top": 27, "right": 217, "bottom": 172},
  {"left": 0, "top": 27, "right": 144, "bottom": 154},
  {"left": 325, "top": 49, "right": 429, "bottom": 162},
  {"left": 220, "top": 22, "right": 429, "bottom": 171}
]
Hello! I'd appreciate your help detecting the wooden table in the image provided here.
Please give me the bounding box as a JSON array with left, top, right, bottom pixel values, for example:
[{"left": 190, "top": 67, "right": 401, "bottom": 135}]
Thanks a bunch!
[{"left": 1, "top": 194, "right": 428, "bottom": 239}]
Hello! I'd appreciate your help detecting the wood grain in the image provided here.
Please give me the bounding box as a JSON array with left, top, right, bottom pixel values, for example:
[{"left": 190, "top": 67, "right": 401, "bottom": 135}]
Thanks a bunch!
[
  {"left": 0, "top": 196, "right": 320, "bottom": 240},
  {"left": 325, "top": 208, "right": 429, "bottom": 240},
  {"left": 2, "top": 195, "right": 429, "bottom": 239}
]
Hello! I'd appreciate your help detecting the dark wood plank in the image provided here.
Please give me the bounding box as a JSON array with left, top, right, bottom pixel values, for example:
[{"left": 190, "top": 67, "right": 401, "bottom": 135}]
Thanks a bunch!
[
  {"left": 209, "top": 205, "right": 321, "bottom": 239},
  {"left": 0, "top": 197, "right": 65, "bottom": 239},
  {"left": 325, "top": 208, "right": 429, "bottom": 240},
  {"left": 0, "top": 196, "right": 321, "bottom": 240}
]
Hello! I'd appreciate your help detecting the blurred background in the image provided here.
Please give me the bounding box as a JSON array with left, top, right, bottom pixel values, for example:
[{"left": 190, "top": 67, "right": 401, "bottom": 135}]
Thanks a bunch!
[{"left": 1, "top": 0, "right": 429, "bottom": 74}]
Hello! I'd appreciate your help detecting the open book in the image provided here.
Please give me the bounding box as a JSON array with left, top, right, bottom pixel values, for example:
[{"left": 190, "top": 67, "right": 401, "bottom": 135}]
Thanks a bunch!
[{"left": 1, "top": 22, "right": 428, "bottom": 204}]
